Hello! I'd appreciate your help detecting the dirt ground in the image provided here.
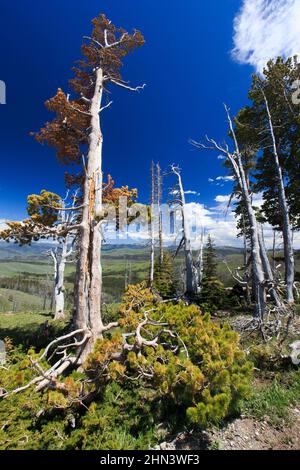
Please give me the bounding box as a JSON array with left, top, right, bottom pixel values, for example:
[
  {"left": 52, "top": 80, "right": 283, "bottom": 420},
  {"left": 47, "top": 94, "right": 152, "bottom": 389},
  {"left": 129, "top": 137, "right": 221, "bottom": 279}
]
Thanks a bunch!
[
  {"left": 208, "top": 407, "right": 300, "bottom": 450},
  {"left": 155, "top": 407, "right": 300, "bottom": 451}
]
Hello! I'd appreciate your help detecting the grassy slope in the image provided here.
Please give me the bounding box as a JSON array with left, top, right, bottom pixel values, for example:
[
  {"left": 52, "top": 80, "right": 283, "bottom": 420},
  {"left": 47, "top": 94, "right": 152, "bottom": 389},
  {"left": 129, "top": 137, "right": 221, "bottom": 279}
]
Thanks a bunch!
[
  {"left": 0, "top": 244, "right": 299, "bottom": 310},
  {"left": 0, "top": 261, "right": 74, "bottom": 277},
  {"left": 0, "top": 288, "right": 46, "bottom": 312}
]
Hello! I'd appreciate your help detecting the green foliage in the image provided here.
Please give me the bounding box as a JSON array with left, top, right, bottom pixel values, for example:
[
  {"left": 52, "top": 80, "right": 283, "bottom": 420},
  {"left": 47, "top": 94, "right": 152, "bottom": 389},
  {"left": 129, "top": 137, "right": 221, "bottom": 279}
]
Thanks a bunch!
[
  {"left": 27, "top": 190, "right": 61, "bottom": 227},
  {"left": 0, "top": 311, "right": 69, "bottom": 348},
  {"left": 248, "top": 340, "right": 296, "bottom": 371},
  {"left": 153, "top": 252, "right": 177, "bottom": 299},
  {"left": 235, "top": 57, "right": 300, "bottom": 230},
  {"left": 197, "top": 277, "right": 228, "bottom": 312},
  {"left": 243, "top": 370, "right": 300, "bottom": 427},
  {"left": 0, "top": 348, "right": 160, "bottom": 450},
  {"left": 204, "top": 235, "right": 218, "bottom": 279},
  {"left": 86, "top": 300, "right": 252, "bottom": 430},
  {"left": 0, "top": 297, "right": 252, "bottom": 449}
]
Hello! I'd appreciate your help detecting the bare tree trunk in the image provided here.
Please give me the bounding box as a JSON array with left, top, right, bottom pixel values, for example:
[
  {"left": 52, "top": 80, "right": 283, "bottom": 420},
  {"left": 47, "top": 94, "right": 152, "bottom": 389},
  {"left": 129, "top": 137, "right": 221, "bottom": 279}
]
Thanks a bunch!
[
  {"left": 52, "top": 246, "right": 65, "bottom": 321},
  {"left": 225, "top": 109, "right": 266, "bottom": 319},
  {"left": 258, "top": 227, "right": 282, "bottom": 308},
  {"left": 157, "top": 163, "right": 164, "bottom": 265},
  {"left": 149, "top": 161, "right": 155, "bottom": 288},
  {"left": 242, "top": 216, "right": 252, "bottom": 303},
  {"left": 191, "top": 108, "right": 270, "bottom": 318},
  {"left": 50, "top": 236, "right": 71, "bottom": 321},
  {"left": 242, "top": 216, "right": 248, "bottom": 268},
  {"left": 242, "top": 188, "right": 266, "bottom": 318},
  {"left": 74, "top": 68, "right": 105, "bottom": 359},
  {"left": 264, "top": 93, "right": 295, "bottom": 303},
  {"left": 272, "top": 229, "right": 276, "bottom": 272},
  {"left": 172, "top": 166, "right": 196, "bottom": 296}
]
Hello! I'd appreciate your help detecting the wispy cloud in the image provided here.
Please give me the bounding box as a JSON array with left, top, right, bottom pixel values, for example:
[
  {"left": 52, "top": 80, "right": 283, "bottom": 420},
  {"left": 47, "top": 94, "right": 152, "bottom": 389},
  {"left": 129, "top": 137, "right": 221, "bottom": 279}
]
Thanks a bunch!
[
  {"left": 232, "top": 0, "right": 300, "bottom": 71},
  {"left": 214, "top": 195, "right": 231, "bottom": 203},
  {"left": 209, "top": 176, "right": 235, "bottom": 187},
  {"left": 216, "top": 176, "right": 234, "bottom": 182},
  {"left": 184, "top": 190, "right": 200, "bottom": 196}
]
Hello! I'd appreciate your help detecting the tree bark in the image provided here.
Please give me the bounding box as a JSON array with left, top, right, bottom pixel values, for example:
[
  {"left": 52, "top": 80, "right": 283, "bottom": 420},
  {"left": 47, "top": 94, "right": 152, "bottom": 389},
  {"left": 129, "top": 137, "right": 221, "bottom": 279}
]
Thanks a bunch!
[
  {"left": 258, "top": 226, "right": 282, "bottom": 308},
  {"left": 149, "top": 161, "right": 155, "bottom": 289},
  {"left": 172, "top": 167, "right": 196, "bottom": 296},
  {"left": 50, "top": 237, "right": 70, "bottom": 321},
  {"left": 157, "top": 163, "right": 164, "bottom": 266},
  {"left": 264, "top": 94, "right": 295, "bottom": 303},
  {"left": 52, "top": 243, "right": 66, "bottom": 321},
  {"left": 74, "top": 67, "right": 105, "bottom": 359},
  {"left": 226, "top": 110, "right": 266, "bottom": 319}
]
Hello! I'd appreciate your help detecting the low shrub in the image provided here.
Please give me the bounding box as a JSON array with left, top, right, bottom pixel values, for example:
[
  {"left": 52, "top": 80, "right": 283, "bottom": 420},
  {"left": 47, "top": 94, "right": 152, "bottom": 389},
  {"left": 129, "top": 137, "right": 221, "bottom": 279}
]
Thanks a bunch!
[{"left": 0, "top": 284, "right": 253, "bottom": 449}]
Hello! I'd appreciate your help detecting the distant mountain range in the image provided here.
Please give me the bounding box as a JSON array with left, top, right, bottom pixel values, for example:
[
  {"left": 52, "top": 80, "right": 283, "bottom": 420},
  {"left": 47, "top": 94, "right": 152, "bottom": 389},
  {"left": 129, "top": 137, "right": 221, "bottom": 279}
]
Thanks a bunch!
[{"left": 0, "top": 241, "right": 244, "bottom": 262}]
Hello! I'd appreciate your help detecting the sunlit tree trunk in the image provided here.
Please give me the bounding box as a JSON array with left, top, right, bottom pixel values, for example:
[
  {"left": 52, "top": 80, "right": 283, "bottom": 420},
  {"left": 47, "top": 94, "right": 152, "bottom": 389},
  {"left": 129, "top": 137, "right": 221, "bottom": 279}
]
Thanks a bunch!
[
  {"left": 75, "top": 68, "right": 104, "bottom": 358},
  {"left": 172, "top": 166, "right": 196, "bottom": 296},
  {"left": 257, "top": 227, "right": 282, "bottom": 308},
  {"left": 157, "top": 163, "right": 164, "bottom": 266},
  {"left": 51, "top": 240, "right": 67, "bottom": 321},
  {"left": 263, "top": 93, "right": 295, "bottom": 303},
  {"left": 149, "top": 161, "right": 155, "bottom": 288}
]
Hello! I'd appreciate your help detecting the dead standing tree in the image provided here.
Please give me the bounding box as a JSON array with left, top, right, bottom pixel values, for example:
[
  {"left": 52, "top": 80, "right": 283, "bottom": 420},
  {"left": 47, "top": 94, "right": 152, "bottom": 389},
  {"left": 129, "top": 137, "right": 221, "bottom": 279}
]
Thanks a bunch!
[
  {"left": 148, "top": 161, "right": 164, "bottom": 289},
  {"left": 157, "top": 163, "right": 164, "bottom": 266},
  {"left": 0, "top": 190, "right": 79, "bottom": 321},
  {"left": 46, "top": 194, "right": 78, "bottom": 320},
  {"left": 191, "top": 106, "right": 284, "bottom": 320},
  {"left": 261, "top": 89, "right": 295, "bottom": 304},
  {"left": 33, "top": 15, "right": 145, "bottom": 365},
  {"left": 149, "top": 161, "right": 156, "bottom": 289},
  {"left": 170, "top": 165, "right": 198, "bottom": 297}
]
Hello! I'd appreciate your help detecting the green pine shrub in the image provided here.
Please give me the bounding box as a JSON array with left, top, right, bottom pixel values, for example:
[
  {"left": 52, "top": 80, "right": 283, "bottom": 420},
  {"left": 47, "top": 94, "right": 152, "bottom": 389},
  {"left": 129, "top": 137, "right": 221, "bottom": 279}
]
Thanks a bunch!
[
  {"left": 196, "top": 277, "right": 229, "bottom": 312},
  {"left": 153, "top": 252, "right": 177, "bottom": 299},
  {"left": 0, "top": 285, "right": 253, "bottom": 449},
  {"left": 85, "top": 296, "right": 253, "bottom": 430}
]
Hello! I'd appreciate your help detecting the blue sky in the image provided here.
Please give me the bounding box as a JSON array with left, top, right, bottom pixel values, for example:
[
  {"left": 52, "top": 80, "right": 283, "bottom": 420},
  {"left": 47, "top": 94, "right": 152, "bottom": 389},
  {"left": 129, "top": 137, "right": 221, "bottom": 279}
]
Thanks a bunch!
[{"left": 0, "top": 0, "right": 299, "bottom": 245}]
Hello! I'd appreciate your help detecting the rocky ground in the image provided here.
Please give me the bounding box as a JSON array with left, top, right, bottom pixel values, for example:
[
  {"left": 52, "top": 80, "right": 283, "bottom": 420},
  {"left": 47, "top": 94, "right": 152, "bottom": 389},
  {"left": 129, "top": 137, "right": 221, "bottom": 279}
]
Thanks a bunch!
[{"left": 155, "top": 408, "right": 300, "bottom": 450}]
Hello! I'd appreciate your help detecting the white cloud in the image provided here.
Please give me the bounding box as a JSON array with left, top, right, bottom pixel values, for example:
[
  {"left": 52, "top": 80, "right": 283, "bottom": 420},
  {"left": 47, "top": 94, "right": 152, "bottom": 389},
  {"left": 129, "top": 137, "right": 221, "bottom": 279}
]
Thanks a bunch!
[
  {"left": 232, "top": 0, "right": 300, "bottom": 72},
  {"left": 216, "top": 176, "right": 235, "bottom": 182},
  {"left": 184, "top": 190, "right": 200, "bottom": 196},
  {"left": 215, "top": 195, "right": 231, "bottom": 203},
  {"left": 181, "top": 202, "right": 243, "bottom": 248}
]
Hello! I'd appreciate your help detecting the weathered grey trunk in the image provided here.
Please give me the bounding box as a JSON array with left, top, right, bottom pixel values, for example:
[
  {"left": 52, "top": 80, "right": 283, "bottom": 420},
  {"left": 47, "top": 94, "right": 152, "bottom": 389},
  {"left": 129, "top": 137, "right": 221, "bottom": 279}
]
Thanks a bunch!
[
  {"left": 257, "top": 226, "right": 282, "bottom": 308},
  {"left": 149, "top": 161, "right": 155, "bottom": 288},
  {"left": 264, "top": 94, "right": 295, "bottom": 303},
  {"left": 50, "top": 235, "right": 74, "bottom": 321},
  {"left": 172, "top": 167, "right": 196, "bottom": 296},
  {"left": 226, "top": 111, "right": 266, "bottom": 319},
  {"left": 272, "top": 230, "right": 276, "bottom": 272},
  {"left": 157, "top": 163, "right": 164, "bottom": 266},
  {"left": 74, "top": 68, "right": 104, "bottom": 359},
  {"left": 51, "top": 240, "right": 67, "bottom": 321},
  {"left": 240, "top": 180, "right": 266, "bottom": 318},
  {"left": 241, "top": 215, "right": 252, "bottom": 303}
]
